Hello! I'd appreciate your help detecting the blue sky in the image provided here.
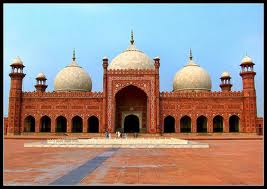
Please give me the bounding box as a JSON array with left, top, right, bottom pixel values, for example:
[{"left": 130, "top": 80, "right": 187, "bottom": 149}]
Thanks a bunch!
[{"left": 3, "top": 3, "right": 264, "bottom": 117}]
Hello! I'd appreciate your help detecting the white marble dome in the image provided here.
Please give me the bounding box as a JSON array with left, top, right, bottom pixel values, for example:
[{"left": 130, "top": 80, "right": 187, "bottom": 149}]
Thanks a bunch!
[
  {"left": 173, "top": 50, "right": 212, "bottom": 92},
  {"left": 54, "top": 54, "right": 92, "bottom": 92},
  {"left": 221, "top": 71, "right": 230, "bottom": 78},
  {"left": 108, "top": 32, "right": 155, "bottom": 70},
  {"left": 36, "top": 72, "right": 46, "bottom": 79},
  {"left": 11, "top": 56, "right": 23, "bottom": 66},
  {"left": 241, "top": 55, "right": 253, "bottom": 64}
]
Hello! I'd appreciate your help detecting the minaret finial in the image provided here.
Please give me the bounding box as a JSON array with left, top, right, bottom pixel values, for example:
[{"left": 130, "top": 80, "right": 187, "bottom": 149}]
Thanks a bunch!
[
  {"left": 189, "top": 48, "right": 193, "bottom": 60},
  {"left": 72, "top": 48, "right": 76, "bottom": 61},
  {"left": 130, "top": 30, "right": 134, "bottom": 45}
]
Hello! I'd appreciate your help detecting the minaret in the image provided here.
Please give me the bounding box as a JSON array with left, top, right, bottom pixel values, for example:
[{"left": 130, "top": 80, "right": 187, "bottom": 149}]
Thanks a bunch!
[
  {"left": 239, "top": 54, "right": 257, "bottom": 133},
  {"left": 153, "top": 56, "right": 160, "bottom": 133},
  {"left": 102, "top": 56, "right": 109, "bottom": 132},
  {"left": 8, "top": 56, "right": 26, "bottom": 135},
  {"left": 34, "top": 72, "right": 47, "bottom": 92},
  {"left": 220, "top": 72, "right": 232, "bottom": 91}
]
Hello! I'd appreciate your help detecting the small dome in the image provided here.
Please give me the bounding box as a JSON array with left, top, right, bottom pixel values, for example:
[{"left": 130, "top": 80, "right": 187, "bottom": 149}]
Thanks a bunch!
[
  {"left": 36, "top": 72, "right": 46, "bottom": 79},
  {"left": 11, "top": 56, "right": 23, "bottom": 66},
  {"left": 241, "top": 55, "right": 253, "bottom": 64},
  {"left": 221, "top": 71, "right": 230, "bottom": 78},
  {"left": 54, "top": 51, "right": 92, "bottom": 92},
  {"left": 108, "top": 31, "right": 155, "bottom": 70},
  {"left": 173, "top": 50, "right": 212, "bottom": 92}
]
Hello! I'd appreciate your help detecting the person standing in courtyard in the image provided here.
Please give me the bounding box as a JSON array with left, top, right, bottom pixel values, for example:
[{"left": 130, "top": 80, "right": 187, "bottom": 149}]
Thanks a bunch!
[{"left": 105, "top": 130, "right": 109, "bottom": 139}]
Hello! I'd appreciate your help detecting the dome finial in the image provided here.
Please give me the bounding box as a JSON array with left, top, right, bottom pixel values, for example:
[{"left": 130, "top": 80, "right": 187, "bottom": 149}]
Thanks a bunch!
[
  {"left": 130, "top": 30, "right": 134, "bottom": 45},
  {"left": 189, "top": 48, "right": 193, "bottom": 60},
  {"left": 72, "top": 48, "right": 76, "bottom": 61}
]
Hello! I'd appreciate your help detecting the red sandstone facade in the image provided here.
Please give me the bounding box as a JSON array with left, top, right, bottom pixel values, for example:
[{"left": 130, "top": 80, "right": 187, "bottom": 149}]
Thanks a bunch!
[{"left": 5, "top": 57, "right": 263, "bottom": 136}]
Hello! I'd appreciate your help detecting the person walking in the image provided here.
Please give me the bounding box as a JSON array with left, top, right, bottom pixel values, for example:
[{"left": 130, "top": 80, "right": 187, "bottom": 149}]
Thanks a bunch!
[
  {"left": 105, "top": 130, "right": 109, "bottom": 139},
  {"left": 109, "top": 132, "right": 112, "bottom": 139}
]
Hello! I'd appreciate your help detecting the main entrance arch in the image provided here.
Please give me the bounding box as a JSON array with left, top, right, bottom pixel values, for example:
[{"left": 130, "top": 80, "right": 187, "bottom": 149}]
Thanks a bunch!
[
  {"left": 124, "top": 114, "right": 140, "bottom": 133},
  {"left": 115, "top": 85, "right": 147, "bottom": 133}
]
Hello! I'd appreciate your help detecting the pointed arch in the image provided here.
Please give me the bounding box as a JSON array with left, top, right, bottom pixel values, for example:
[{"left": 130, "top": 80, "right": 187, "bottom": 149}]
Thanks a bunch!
[
  {"left": 56, "top": 116, "right": 67, "bottom": 132},
  {"left": 72, "top": 116, "right": 83, "bottom": 133},
  {"left": 213, "top": 115, "right": 223, "bottom": 132},
  {"left": 229, "top": 115, "right": 239, "bottom": 132},
  {"left": 180, "top": 115, "right": 191, "bottom": 133},
  {"left": 197, "top": 115, "right": 208, "bottom": 133},
  {"left": 164, "top": 115, "right": 175, "bottom": 133},
  {"left": 40, "top": 115, "right": 51, "bottom": 132},
  {"left": 88, "top": 116, "right": 99, "bottom": 133},
  {"left": 24, "top": 115, "right": 35, "bottom": 132}
]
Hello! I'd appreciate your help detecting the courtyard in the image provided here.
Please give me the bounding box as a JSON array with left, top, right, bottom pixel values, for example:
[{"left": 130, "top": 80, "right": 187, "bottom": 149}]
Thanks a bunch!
[{"left": 3, "top": 138, "right": 263, "bottom": 186}]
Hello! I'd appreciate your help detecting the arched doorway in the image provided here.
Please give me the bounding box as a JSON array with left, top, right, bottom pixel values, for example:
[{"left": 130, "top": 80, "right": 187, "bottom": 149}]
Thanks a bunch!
[
  {"left": 72, "top": 116, "right": 83, "bottom": 133},
  {"left": 56, "top": 116, "right": 67, "bottom": 132},
  {"left": 197, "top": 116, "right": 208, "bottom": 133},
  {"left": 40, "top": 116, "right": 51, "bottom": 132},
  {"left": 115, "top": 85, "right": 147, "bottom": 133},
  {"left": 88, "top": 116, "right": 99, "bottom": 133},
  {"left": 24, "top": 116, "right": 35, "bottom": 132},
  {"left": 164, "top": 116, "right": 175, "bottom": 133},
  {"left": 213, "top": 115, "right": 223, "bottom": 132},
  {"left": 124, "top": 114, "right": 139, "bottom": 133},
  {"left": 180, "top": 116, "right": 191, "bottom": 133},
  {"left": 229, "top": 115, "right": 239, "bottom": 132}
]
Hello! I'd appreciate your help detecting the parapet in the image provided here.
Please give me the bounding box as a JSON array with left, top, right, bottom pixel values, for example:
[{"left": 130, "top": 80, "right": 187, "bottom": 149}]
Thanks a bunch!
[
  {"left": 22, "top": 91, "right": 103, "bottom": 98},
  {"left": 160, "top": 91, "right": 243, "bottom": 98}
]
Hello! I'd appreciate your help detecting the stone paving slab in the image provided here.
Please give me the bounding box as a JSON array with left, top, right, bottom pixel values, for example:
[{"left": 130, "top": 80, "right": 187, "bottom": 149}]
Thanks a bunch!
[
  {"left": 23, "top": 138, "right": 209, "bottom": 148},
  {"left": 49, "top": 148, "right": 118, "bottom": 185},
  {"left": 4, "top": 139, "right": 263, "bottom": 186}
]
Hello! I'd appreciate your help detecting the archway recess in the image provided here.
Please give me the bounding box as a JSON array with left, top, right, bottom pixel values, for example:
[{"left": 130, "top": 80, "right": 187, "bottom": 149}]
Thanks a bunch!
[
  {"left": 88, "top": 116, "right": 99, "bottom": 133},
  {"left": 197, "top": 116, "right": 208, "bottom": 133},
  {"left": 24, "top": 116, "right": 35, "bottom": 132},
  {"left": 56, "top": 116, "right": 67, "bottom": 132},
  {"left": 213, "top": 115, "right": 223, "bottom": 132},
  {"left": 40, "top": 116, "right": 51, "bottom": 132},
  {"left": 115, "top": 85, "right": 147, "bottom": 133},
  {"left": 72, "top": 116, "right": 83, "bottom": 133},
  {"left": 164, "top": 116, "right": 175, "bottom": 133},
  {"left": 180, "top": 116, "right": 191, "bottom": 133},
  {"left": 124, "top": 114, "right": 140, "bottom": 133},
  {"left": 229, "top": 115, "right": 239, "bottom": 132}
]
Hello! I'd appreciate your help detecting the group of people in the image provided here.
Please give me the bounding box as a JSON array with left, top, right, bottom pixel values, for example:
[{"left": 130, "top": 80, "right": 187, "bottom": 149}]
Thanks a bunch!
[{"left": 104, "top": 130, "right": 128, "bottom": 139}]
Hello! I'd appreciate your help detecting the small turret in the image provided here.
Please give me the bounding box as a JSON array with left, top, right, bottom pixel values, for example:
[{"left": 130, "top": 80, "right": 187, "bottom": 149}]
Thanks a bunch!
[
  {"left": 220, "top": 71, "right": 232, "bottom": 91},
  {"left": 35, "top": 72, "right": 47, "bottom": 92}
]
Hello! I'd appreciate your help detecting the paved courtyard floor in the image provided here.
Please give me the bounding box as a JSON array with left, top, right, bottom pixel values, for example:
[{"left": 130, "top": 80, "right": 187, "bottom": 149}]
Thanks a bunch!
[{"left": 3, "top": 139, "right": 263, "bottom": 186}]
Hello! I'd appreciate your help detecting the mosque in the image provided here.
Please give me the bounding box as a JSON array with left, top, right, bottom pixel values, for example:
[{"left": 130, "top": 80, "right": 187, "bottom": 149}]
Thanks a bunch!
[{"left": 4, "top": 31, "right": 263, "bottom": 136}]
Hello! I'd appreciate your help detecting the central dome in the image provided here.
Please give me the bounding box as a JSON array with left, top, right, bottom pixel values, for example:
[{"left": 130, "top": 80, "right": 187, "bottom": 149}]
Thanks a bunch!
[
  {"left": 54, "top": 50, "right": 92, "bottom": 92},
  {"left": 173, "top": 49, "right": 212, "bottom": 92},
  {"left": 108, "top": 31, "right": 155, "bottom": 70}
]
